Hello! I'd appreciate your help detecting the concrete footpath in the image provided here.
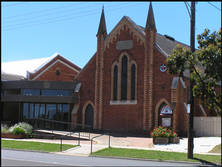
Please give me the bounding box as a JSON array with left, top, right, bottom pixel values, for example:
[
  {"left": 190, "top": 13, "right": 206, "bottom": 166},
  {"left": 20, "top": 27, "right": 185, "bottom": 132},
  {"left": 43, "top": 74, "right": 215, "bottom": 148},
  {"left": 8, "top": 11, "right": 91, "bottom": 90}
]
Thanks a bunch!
[{"left": 2, "top": 132, "right": 221, "bottom": 157}]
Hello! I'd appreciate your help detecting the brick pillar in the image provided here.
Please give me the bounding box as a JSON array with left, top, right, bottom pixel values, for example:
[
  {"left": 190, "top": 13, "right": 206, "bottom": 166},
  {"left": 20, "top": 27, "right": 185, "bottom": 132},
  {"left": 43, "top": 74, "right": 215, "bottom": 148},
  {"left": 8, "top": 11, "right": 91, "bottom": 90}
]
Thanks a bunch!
[
  {"left": 95, "top": 33, "right": 105, "bottom": 129},
  {"left": 144, "top": 26, "right": 156, "bottom": 130}
]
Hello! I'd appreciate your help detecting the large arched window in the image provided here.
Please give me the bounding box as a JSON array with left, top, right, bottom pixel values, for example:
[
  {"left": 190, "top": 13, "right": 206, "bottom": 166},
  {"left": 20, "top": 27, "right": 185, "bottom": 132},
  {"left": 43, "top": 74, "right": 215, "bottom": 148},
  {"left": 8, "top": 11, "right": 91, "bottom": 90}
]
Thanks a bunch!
[
  {"left": 113, "top": 65, "right": 118, "bottom": 100},
  {"left": 131, "top": 64, "right": 135, "bottom": 100},
  {"left": 110, "top": 52, "right": 137, "bottom": 104},
  {"left": 121, "top": 55, "right": 128, "bottom": 100}
]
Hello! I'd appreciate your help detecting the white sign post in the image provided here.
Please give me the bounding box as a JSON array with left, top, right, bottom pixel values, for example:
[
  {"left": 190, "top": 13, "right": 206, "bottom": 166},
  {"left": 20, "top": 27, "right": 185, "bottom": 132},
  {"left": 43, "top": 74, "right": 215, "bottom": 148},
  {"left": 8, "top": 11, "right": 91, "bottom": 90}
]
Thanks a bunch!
[{"left": 187, "top": 104, "right": 191, "bottom": 113}]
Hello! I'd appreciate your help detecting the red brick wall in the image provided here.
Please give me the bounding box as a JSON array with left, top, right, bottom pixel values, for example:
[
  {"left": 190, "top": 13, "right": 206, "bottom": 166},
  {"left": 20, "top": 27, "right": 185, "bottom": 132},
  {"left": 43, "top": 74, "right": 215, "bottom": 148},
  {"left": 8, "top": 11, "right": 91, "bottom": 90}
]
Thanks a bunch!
[
  {"left": 29, "top": 55, "right": 81, "bottom": 81},
  {"left": 33, "top": 61, "right": 79, "bottom": 81},
  {"left": 152, "top": 48, "right": 174, "bottom": 129},
  {"left": 102, "top": 27, "right": 145, "bottom": 130},
  {"left": 75, "top": 56, "right": 96, "bottom": 124}
]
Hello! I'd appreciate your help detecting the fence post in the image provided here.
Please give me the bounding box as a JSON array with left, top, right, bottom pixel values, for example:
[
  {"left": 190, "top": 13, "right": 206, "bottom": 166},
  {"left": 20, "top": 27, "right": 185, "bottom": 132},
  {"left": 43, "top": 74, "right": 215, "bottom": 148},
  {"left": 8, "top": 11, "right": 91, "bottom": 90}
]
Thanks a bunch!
[
  {"left": 78, "top": 131, "right": 80, "bottom": 146},
  {"left": 60, "top": 135, "right": 63, "bottom": 152},
  {"left": 91, "top": 139, "right": 93, "bottom": 153},
  {"left": 109, "top": 133, "right": 110, "bottom": 147}
]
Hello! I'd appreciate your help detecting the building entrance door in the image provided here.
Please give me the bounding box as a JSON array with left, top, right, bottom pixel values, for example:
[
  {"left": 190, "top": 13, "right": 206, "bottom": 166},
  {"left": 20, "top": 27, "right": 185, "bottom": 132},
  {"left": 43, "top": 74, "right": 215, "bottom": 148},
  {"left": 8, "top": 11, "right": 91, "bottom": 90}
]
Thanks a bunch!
[{"left": 85, "top": 104, "right": 94, "bottom": 130}]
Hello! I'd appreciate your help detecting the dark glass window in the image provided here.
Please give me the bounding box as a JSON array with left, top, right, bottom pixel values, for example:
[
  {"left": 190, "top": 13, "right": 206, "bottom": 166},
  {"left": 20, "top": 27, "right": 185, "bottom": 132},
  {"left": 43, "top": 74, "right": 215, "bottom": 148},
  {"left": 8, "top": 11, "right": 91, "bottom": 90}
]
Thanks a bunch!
[
  {"left": 113, "top": 65, "right": 118, "bottom": 100},
  {"left": 29, "top": 103, "right": 34, "bottom": 118},
  {"left": 39, "top": 104, "right": 45, "bottom": 119},
  {"left": 34, "top": 89, "right": 40, "bottom": 95},
  {"left": 63, "top": 104, "right": 69, "bottom": 130},
  {"left": 58, "top": 104, "right": 63, "bottom": 120},
  {"left": 63, "top": 104, "right": 69, "bottom": 122},
  {"left": 58, "top": 90, "right": 69, "bottom": 96},
  {"left": 23, "top": 103, "right": 29, "bottom": 118},
  {"left": 121, "top": 55, "right": 128, "bottom": 100},
  {"left": 47, "top": 104, "right": 56, "bottom": 120},
  {"left": 131, "top": 64, "right": 136, "bottom": 100},
  {"left": 23, "top": 89, "right": 34, "bottom": 95},
  {"left": 23, "top": 89, "right": 40, "bottom": 95},
  {"left": 34, "top": 104, "right": 40, "bottom": 118},
  {"left": 41, "top": 90, "right": 57, "bottom": 96}
]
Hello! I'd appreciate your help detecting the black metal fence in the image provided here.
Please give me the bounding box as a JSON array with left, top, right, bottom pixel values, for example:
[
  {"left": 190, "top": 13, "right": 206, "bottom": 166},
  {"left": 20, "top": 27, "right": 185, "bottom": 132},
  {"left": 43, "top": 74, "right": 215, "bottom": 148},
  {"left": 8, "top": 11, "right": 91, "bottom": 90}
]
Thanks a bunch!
[{"left": 22, "top": 118, "right": 91, "bottom": 139}]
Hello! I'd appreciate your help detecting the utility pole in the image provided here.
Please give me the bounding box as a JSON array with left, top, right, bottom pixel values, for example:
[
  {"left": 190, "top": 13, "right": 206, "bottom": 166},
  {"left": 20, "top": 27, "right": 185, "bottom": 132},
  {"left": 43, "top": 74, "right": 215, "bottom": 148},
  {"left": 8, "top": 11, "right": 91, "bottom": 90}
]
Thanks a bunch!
[{"left": 188, "top": 1, "right": 195, "bottom": 159}]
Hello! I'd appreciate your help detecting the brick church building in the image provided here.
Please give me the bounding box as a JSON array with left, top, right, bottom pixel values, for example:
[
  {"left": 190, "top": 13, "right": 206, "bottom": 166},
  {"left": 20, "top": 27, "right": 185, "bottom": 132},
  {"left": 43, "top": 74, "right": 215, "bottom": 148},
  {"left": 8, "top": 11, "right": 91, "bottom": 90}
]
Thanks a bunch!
[
  {"left": 2, "top": 2, "right": 218, "bottom": 135},
  {"left": 72, "top": 3, "right": 217, "bottom": 134}
]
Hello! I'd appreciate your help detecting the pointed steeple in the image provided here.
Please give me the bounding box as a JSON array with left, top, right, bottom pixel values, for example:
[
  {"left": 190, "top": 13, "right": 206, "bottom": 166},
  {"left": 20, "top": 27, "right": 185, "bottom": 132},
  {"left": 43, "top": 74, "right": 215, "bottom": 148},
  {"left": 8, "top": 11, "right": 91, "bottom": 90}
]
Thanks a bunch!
[
  {"left": 145, "top": 2, "right": 155, "bottom": 30},
  {"left": 97, "top": 5, "right": 107, "bottom": 36}
]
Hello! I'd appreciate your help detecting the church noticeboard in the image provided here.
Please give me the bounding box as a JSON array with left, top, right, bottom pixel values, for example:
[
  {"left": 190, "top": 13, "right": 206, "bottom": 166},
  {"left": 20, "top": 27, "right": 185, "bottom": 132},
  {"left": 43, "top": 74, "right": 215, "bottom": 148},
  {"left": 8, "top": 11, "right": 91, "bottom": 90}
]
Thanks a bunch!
[
  {"left": 162, "top": 118, "right": 171, "bottom": 127},
  {"left": 116, "top": 40, "right": 133, "bottom": 50}
]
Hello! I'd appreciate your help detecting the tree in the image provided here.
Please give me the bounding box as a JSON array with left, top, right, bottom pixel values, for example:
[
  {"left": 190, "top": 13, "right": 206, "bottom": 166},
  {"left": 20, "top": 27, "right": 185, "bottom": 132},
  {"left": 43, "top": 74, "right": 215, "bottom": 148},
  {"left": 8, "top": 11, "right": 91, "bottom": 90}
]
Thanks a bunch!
[{"left": 166, "top": 28, "right": 221, "bottom": 116}]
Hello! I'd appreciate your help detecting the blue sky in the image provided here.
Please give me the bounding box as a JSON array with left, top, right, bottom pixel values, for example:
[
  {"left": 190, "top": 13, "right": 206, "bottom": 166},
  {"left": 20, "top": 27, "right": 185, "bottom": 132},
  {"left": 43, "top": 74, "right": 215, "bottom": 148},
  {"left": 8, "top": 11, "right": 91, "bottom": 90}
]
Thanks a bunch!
[{"left": 1, "top": 1, "right": 221, "bottom": 68}]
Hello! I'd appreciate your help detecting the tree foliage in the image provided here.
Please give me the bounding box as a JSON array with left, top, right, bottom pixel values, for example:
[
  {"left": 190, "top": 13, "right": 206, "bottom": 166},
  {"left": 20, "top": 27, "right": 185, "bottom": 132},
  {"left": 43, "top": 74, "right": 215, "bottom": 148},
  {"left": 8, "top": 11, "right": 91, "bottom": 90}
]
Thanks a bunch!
[{"left": 166, "top": 28, "right": 221, "bottom": 116}]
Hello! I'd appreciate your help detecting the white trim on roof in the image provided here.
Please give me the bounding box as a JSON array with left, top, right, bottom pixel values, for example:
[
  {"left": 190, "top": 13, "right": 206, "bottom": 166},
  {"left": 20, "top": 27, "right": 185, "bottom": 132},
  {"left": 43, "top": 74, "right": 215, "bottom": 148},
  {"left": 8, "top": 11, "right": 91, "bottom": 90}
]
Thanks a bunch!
[{"left": 32, "top": 59, "right": 80, "bottom": 80}]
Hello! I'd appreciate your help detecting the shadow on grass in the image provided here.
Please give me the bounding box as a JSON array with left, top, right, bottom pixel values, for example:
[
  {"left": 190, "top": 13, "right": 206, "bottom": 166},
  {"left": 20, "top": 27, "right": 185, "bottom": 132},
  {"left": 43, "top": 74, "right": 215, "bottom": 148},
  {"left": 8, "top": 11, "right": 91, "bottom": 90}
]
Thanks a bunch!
[{"left": 193, "top": 157, "right": 221, "bottom": 167}]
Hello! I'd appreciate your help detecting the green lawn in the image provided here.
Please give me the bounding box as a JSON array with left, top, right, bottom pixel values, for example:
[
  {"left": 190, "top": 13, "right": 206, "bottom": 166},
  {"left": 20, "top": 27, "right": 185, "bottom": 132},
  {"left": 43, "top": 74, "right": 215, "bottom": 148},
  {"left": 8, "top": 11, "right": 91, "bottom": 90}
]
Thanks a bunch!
[
  {"left": 91, "top": 147, "right": 221, "bottom": 164},
  {"left": 208, "top": 144, "right": 221, "bottom": 154},
  {"left": 1, "top": 139, "right": 221, "bottom": 165},
  {"left": 1, "top": 139, "right": 77, "bottom": 152}
]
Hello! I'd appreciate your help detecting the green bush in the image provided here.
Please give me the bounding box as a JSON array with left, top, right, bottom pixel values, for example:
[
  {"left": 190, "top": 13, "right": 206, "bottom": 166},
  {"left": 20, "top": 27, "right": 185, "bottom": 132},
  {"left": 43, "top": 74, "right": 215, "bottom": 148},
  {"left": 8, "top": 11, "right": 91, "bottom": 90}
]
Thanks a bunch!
[
  {"left": 13, "top": 127, "right": 26, "bottom": 135},
  {"left": 9, "top": 122, "right": 33, "bottom": 134}
]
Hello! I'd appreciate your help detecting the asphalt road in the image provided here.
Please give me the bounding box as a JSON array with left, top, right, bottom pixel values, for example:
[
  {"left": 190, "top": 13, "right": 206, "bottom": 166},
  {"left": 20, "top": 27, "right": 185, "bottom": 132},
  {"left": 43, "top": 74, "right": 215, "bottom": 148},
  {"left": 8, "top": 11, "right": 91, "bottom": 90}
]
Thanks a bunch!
[{"left": 1, "top": 149, "right": 202, "bottom": 166}]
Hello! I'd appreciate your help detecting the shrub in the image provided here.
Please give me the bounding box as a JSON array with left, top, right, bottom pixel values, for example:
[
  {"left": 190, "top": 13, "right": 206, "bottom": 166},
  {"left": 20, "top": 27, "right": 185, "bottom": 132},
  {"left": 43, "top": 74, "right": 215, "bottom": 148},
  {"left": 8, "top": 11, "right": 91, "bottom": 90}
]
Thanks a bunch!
[
  {"left": 1, "top": 124, "right": 10, "bottom": 133},
  {"left": 9, "top": 122, "right": 33, "bottom": 134},
  {"left": 150, "top": 126, "right": 178, "bottom": 138},
  {"left": 13, "top": 127, "right": 25, "bottom": 135}
]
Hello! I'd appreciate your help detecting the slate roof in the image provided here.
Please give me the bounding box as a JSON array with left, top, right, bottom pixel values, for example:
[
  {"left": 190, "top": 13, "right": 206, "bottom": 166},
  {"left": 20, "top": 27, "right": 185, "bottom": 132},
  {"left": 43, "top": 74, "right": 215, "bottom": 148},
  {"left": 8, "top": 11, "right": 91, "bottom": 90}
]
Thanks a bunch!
[
  {"left": 1, "top": 72, "right": 26, "bottom": 81},
  {"left": 125, "top": 16, "right": 191, "bottom": 57}
]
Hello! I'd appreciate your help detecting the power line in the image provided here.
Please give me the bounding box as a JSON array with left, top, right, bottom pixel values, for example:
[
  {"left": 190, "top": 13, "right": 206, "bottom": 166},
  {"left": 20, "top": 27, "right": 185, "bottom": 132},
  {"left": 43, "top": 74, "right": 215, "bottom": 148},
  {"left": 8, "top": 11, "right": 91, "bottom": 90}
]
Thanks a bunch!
[
  {"left": 207, "top": 1, "right": 221, "bottom": 11},
  {"left": 1, "top": 2, "right": 29, "bottom": 7},
  {"left": 2, "top": 3, "right": 85, "bottom": 19},
  {"left": 2, "top": 2, "right": 146, "bottom": 31},
  {"left": 2, "top": 3, "right": 129, "bottom": 24},
  {"left": 2, "top": 3, "right": 103, "bottom": 24}
]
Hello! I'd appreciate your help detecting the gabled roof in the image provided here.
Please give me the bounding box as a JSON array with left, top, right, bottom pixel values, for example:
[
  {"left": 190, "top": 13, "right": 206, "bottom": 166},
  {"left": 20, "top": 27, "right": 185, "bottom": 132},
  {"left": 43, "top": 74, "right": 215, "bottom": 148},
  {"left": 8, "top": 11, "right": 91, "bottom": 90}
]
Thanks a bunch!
[
  {"left": 104, "top": 15, "right": 190, "bottom": 58},
  {"left": 1, "top": 57, "right": 51, "bottom": 78},
  {"left": 27, "top": 52, "right": 81, "bottom": 80},
  {"left": 1, "top": 53, "right": 81, "bottom": 80}
]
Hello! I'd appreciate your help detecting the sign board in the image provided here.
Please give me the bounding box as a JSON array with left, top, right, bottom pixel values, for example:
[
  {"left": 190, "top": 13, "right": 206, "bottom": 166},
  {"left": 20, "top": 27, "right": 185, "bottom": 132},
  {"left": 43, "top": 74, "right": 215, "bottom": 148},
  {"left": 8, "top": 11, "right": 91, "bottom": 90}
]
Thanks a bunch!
[
  {"left": 160, "top": 106, "right": 173, "bottom": 115},
  {"left": 116, "top": 40, "right": 133, "bottom": 50},
  {"left": 187, "top": 104, "right": 190, "bottom": 113},
  {"left": 162, "top": 118, "right": 171, "bottom": 127}
]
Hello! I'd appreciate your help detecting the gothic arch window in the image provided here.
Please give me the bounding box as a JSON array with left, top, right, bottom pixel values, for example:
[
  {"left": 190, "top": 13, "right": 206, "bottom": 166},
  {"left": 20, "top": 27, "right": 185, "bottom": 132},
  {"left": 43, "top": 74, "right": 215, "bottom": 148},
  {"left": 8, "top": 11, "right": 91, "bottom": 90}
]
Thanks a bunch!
[
  {"left": 113, "top": 65, "right": 118, "bottom": 100},
  {"left": 121, "top": 55, "right": 128, "bottom": 100},
  {"left": 110, "top": 51, "right": 137, "bottom": 105},
  {"left": 131, "top": 64, "right": 135, "bottom": 100}
]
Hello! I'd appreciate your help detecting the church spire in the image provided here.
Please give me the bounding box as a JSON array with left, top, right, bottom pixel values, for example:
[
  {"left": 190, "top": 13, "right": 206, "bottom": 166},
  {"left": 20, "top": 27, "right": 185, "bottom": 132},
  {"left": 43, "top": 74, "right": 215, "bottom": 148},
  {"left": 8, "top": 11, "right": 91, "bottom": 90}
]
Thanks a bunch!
[
  {"left": 145, "top": 2, "right": 155, "bottom": 30},
  {"left": 97, "top": 5, "right": 107, "bottom": 36}
]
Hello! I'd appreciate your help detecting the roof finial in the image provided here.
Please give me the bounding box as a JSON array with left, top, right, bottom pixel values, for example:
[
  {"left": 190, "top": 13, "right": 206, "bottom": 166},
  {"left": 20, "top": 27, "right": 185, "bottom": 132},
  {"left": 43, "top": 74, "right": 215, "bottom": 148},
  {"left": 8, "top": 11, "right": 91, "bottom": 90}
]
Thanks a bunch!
[
  {"left": 146, "top": 1, "right": 156, "bottom": 30},
  {"left": 97, "top": 5, "right": 107, "bottom": 36}
]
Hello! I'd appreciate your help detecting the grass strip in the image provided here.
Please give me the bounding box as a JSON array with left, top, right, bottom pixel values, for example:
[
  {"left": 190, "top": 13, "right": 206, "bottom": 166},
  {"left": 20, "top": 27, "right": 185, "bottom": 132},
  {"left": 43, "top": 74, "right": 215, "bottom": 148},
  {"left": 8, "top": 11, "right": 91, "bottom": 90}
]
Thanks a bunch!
[
  {"left": 1, "top": 139, "right": 77, "bottom": 152},
  {"left": 91, "top": 147, "right": 221, "bottom": 164},
  {"left": 208, "top": 144, "right": 221, "bottom": 153}
]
